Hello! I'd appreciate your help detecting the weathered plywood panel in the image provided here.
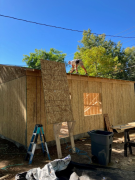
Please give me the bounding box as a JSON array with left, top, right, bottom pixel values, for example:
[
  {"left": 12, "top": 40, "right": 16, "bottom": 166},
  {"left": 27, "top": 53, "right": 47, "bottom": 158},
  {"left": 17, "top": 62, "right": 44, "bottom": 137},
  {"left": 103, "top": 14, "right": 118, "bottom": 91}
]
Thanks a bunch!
[
  {"left": 41, "top": 60, "right": 73, "bottom": 124},
  {"left": 0, "top": 77, "right": 26, "bottom": 145},
  {"left": 0, "top": 65, "right": 26, "bottom": 84}
]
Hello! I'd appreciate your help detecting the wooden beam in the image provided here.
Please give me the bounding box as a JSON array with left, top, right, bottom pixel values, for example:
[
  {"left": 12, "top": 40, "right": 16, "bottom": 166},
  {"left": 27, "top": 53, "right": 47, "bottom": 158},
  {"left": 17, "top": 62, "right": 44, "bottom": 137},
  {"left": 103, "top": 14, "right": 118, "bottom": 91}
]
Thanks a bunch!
[
  {"left": 116, "top": 126, "right": 134, "bottom": 130},
  {"left": 128, "top": 122, "right": 135, "bottom": 125},
  {"left": 53, "top": 124, "right": 62, "bottom": 158},
  {"left": 53, "top": 121, "right": 76, "bottom": 158},
  {"left": 84, "top": 105, "right": 100, "bottom": 107},
  {"left": 26, "top": 70, "right": 41, "bottom": 77},
  {"left": 66, "top": 74, "right": 135, "bottom": 84},
  {"left": 67, "top": 121, "right": 75, "bottom": 153},
  {"left": 104, "top": 114, "right": 113, "bottom": 132},
  {"left": 25, "top": 69, "right": 135, "bottom": 84},
  {"left": 112, "top": 124, "right": 135, "bottom": 130}
]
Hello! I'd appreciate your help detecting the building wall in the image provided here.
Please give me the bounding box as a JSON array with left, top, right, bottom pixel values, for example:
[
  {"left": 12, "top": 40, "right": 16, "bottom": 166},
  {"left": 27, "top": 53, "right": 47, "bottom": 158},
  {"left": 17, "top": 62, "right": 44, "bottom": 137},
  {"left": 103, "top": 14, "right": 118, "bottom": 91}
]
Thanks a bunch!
[
  {"left": 69, "top": 79, "right": 135, "bottom": 135},
  {"left": 0, "top": 76, "right": 27, "bottom": 146},
  {"left": 26, "top": 76, "right": 46, "bottom": 146},
  {"left": 26, "top": 74, "right": 135, "bottom": 144}
]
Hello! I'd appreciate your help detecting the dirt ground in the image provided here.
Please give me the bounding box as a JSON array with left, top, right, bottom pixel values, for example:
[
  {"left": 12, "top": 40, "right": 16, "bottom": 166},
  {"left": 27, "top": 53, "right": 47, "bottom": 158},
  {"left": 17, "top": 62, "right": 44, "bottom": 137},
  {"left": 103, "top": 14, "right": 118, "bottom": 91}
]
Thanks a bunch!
[{"left": 0, "top": 131, "right": 135, "bottom": 180}]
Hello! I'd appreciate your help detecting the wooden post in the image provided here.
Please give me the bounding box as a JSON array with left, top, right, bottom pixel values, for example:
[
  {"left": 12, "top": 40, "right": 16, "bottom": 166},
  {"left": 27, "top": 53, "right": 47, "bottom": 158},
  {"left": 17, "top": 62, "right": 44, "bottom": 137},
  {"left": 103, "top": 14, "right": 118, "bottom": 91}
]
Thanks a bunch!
[
  {"left": 67, "top": 121, "right": 76, "bottom": 153},
  {"left": 104, "top": 114, "right": 113, "bottom": 132},
  {"left": 53, "top": 123, "right": 62, "bottom": 159},
  {"left": 53, "top": 121, "right": 76, "bottom": 158}
]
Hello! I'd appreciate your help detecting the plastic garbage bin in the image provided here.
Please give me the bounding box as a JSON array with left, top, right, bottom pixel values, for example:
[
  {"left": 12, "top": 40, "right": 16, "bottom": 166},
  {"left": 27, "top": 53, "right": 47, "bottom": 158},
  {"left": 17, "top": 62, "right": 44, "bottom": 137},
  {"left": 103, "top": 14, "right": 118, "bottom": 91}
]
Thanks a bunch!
[{"left": 87, "top": 130, "right": 114, "bottom": 166}]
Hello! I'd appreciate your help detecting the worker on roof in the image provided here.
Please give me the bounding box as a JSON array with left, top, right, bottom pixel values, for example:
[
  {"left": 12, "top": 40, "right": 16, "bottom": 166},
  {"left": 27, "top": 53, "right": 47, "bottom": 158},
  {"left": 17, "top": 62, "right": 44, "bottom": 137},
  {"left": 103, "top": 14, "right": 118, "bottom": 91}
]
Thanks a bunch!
[{"left": 68, "top": 59, "right": 88, "bottom": 75}]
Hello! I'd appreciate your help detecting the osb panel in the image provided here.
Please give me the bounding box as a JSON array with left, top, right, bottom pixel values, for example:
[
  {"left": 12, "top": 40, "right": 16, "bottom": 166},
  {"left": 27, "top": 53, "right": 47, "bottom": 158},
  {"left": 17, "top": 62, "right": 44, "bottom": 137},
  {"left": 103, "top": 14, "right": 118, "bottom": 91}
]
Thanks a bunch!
[
  {"left": 0, "top": 65, "right": 26, "bottom": 84},
  {"left": 0, "top": 76, "right": 26, "bottom": 145},
  {"left": 40, "top": 60, "right": 74, "bottom": 124}
]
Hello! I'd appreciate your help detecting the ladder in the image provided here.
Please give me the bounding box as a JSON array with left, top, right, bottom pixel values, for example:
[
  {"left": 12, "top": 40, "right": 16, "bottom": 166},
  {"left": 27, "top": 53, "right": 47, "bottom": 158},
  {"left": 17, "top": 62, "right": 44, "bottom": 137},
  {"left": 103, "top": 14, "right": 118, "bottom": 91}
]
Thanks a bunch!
[{"left": 25, "top": 124, "right": 51, "bottom": 164}]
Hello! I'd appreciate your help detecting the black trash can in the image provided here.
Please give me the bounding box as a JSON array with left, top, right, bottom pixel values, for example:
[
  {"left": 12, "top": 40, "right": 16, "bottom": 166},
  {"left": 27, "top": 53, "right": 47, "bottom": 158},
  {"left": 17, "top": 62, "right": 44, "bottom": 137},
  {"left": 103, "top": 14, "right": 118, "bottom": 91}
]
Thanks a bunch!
[{"left": 87, "top": 130, "right": 114, "bottom": 166}]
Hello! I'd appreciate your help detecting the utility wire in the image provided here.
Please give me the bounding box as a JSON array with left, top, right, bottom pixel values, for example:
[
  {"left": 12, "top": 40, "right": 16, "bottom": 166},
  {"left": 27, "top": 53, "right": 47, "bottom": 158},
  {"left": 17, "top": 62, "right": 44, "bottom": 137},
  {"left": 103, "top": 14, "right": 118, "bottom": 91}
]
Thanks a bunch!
[
  {"left": 122, "top": 38, "right": 135, "bottom": 44},
  {"left": 66, "top": 55, "right": 75, "bottom": 60},
  {"left": 122, "top": 30, "right": 135, "bottom": 36},
  {"left": 114, "top": 26, "right": 135, "bottom": 36},
  {"left": 66, "top": 53, "right": 75, "bottom": 57},
  {"left": 1, "top": 14, "right": 135, "bottom": 39},
  {"left": 115, "top": 30, "right": 135, "bottom": 41}
]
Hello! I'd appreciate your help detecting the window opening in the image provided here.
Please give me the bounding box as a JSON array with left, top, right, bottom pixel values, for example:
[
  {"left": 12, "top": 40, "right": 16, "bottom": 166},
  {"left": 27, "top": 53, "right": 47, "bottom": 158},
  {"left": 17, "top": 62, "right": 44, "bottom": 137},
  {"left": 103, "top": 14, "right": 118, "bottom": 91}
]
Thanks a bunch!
[{"left": 83, "top": 93, "right": 102, "bottom": 116}]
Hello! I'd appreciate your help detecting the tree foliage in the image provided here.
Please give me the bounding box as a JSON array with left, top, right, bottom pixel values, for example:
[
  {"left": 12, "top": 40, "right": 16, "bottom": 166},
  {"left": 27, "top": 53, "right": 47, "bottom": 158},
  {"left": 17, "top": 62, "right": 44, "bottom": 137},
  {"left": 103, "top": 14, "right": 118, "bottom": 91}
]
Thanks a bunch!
[
  {"left": 23, "top": 48, "right": 67, "bottom": 69},
  {"left": 119, "top": 47, "right": 135, "bottom": 80},
  {"left": 73, "top": 29, "right": 135, "bottom": 80},
  {"left": 125, "top": 47, "right": 135, "bottom": 80},
  {"left": 78, "top": 46, "right": 119, "bottom": 77}
]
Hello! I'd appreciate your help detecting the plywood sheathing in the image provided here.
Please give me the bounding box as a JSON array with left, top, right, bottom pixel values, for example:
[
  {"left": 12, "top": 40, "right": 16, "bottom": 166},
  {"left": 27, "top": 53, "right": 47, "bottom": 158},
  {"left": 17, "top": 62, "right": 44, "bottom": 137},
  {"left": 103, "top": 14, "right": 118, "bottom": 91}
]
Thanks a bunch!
[
  {"left": 40, "top": 60, "right": 74, "bottom": 124},
  {"left": 0, "top": 76, "right": 26, "bottom": 145},
  {"left": 67, "top": 78, "right": 135, "bottom": 135},
  {"left": 26, "top": 76, "right": 47, "bottom": 146},
  {"left": 1, "top": 65, "right": 134, "bottom": 145},
  {"left": 26, "top": 71, "right": 135, "bottom": 142},
  {"left": 26, "top": 75, "right": 55, "bottom": 143},
  {"left": 0, "top": 65, "right": 26, "bottom": 84}
]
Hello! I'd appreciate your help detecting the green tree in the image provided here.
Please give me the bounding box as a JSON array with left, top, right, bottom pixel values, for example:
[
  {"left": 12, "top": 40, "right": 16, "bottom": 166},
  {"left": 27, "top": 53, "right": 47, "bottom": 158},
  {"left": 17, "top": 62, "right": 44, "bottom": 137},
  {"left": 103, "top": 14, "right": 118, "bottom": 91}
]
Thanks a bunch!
[
  {"left": 78, "top": 46, "right": 119, "bottom": 77},
  {"left": 23, "top": 48, "right": 67, "bottom": 69},
  {"left": 123, "top": 47, "right": 135, "bottom": 80},
  {"left": 74, "top": 29, "right": 122, "bottom": 77},
  {"left": 113, "top": 47, "right": 135, "bottom": 80}
]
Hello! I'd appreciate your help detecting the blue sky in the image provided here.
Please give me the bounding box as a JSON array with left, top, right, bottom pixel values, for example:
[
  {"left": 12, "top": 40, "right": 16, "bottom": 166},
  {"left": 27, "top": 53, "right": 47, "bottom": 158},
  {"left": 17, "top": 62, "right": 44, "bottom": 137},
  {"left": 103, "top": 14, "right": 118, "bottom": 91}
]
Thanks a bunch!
[{"left": 0, "top": 0, "right": 135, "bottom": 72}]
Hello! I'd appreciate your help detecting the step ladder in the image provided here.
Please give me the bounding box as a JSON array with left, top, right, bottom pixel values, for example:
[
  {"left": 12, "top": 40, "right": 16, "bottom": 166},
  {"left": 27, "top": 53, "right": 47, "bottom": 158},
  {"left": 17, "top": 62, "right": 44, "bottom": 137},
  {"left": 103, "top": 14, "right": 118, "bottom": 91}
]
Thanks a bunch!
[{"left": 25, "top": 124, "right": 51, "bottom": 164}]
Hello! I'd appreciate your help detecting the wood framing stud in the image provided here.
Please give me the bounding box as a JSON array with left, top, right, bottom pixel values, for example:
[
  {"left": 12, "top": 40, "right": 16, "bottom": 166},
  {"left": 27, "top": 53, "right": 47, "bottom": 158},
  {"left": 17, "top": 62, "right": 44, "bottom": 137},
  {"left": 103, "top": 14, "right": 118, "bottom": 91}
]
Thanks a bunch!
[
  {"left": 53, "top": 121, "right": 75, "bottom": 158},
  {"left": 104, "top": 114, "right": 113, "bottom": 132},
  {"left": 67, "top": 121, "right": 76, "bottom": 153},
  {"left": 53, "top": 123, "right": 62, "bottom": 158}
]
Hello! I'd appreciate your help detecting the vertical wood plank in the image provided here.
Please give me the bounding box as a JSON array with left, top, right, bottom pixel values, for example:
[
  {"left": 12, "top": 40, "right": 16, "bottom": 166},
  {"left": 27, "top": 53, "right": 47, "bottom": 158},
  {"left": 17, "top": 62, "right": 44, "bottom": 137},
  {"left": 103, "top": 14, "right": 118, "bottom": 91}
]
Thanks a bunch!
[
  {"left": 53, "top": 124, "right": 62, "bottom": 158},
  {"left": 67, "top": 121, "right": 75, "bottom": 153},
  {"left": 0, "top": 77, "right": 26, "bottom": 145}
]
